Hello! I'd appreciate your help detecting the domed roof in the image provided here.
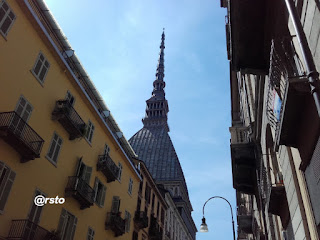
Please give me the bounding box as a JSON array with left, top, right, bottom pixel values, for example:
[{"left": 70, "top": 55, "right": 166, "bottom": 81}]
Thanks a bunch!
[{"left": 129, "top": 126, "right": 187, "bottom": 185}]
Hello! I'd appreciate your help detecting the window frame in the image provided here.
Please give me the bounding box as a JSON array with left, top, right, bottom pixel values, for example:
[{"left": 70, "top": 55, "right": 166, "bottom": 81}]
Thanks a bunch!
[
  {"left": 125, "top": 210, "right": 131, "bottom": 232},
  {"left": 128, "top": 178, "right": 133, "bottom": 195},
  {"left": 117, "top": 162, "right": 122, "bottom": 182},
  {"left": 85, "top": 120, "right": 95, "bottom": 144},
  {"left": 65, "top": 91, "right": 75, "bottom": 107},
  {"left": 0, "top": 0, "right": 16, "bottom": 38},
  {"left": 87, "top": 227, "right": 95, "bottom": 240},
  {"left": 46, "top": 132, "right": 63, "bottom": 166},
  {"left": 31, "top": 52, "right": 50, "bottom": 85},
  {"left": 57, "top": 208, "right": 77, "bottom": 240},
  {"left": 0, "top": 161, "right": 16, "bottom": 214},
  {"left": 94, "top": 177, "right": 106, "bottom": 207}
]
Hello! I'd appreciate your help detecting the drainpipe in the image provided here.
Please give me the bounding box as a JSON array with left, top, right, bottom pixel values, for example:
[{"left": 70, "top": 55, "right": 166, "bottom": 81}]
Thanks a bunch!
[{"left": 284, "top": 0, "right": 320, "bottom": 118}]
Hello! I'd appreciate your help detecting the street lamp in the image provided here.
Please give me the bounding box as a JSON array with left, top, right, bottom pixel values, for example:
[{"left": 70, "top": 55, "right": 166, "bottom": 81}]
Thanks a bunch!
[{"left": 200, "top": 196, "right": 236, "bottom": 240}]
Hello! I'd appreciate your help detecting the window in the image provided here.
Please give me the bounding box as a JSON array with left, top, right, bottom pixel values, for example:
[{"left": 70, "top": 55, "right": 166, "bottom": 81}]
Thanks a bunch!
[
  {"left": 156, "top": 201, "right": 160, "bottom": 217},
  {"left": 75, "top": 157, "right": 92, "bottom": 183},
  {"left": 11, "top": 96, "right": 33, "bottom": 136},
  {"left": 87, "top": 227, "right": 95, "bottom": 240},
  {"left": 27, "top": 189, "right": 46, "bottom": 225},
  {"left": 128, "top": 178, "right": 133, "bottom": 195},
  {"left": 46, "top": 133, "right": 63, "bottom": 164},
  {"left": 161, "top": 207, "right": 165, "bottom": 224},
  {"left": 0, "top": 0, "right": 16, "bottom": 37},
  {"left": 94, "top": 178, "right": 106, "bottom": 207},
  {"left": 85, "top": 120, "right": 94, "bottom": 143},
  {"left": 0, "top": 161, "right": 15, "bottom": 212},
  {"left": 57, "top": 209, "right": 77, "bottom": 240},
  {"left": 139, "top": 175, "right": 144, "bottom": 194},
  {"left": 65, "top": 91, "right": 75, "bottom": 106},
  {"left": 125, "top": 210, "right": 131, "bottom": 232},
  {"left": 136, "top": 197, "right": 141, "bottom": 212},
  {"left": 145, "top": 185, "right": 151, "bottom": 204},
  {"left": 104, "top": 144, "right": 110, "bottom": 156},
  {"left": 151, "top": 193, "right": 155, "bottom": 212},
  {"left": 15, "top": 96, "right": 33, "bottom": 121},
  {"left": 111, "top": 196, "right": 120, "bottom": 213},
  {"left": 117, "top": 162, "right": 122, "bottom": 181},
  {"left": 32, "top": 52, "right": 50, "bottom": 84}
]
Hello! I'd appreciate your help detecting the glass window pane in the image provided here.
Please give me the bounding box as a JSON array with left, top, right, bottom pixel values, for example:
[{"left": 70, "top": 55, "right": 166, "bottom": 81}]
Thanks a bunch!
[
  {"left": 47, "top": 138, "right": 56, "bottom": 159},
  {"left": 0, "top": 17, "right": 12, "bottom": 35},
  {"left": 39, "top": 66, "right": 47, "bottom": 82},
  {"left": 0, "top": 8, "right": 6, "bottom": 23},
  {"left": 33, "top": 60, "right": 42, "bottom": 75}
]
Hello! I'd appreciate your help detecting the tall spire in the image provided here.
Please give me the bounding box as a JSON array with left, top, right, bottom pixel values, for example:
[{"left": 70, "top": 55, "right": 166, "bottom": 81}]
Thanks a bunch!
[{"left": 142, "top": 29, "right": 170, "bottom": 132}]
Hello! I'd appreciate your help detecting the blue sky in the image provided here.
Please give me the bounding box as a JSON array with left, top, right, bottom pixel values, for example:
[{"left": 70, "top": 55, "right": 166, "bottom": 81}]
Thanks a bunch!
[{"left": 45, "top": 0, "right": 235, "bottom": 239}]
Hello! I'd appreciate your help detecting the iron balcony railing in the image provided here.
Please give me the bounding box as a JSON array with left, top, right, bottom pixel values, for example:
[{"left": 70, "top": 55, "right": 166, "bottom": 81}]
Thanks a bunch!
[
  {"left": 266, "top": 38, "right": 306, "bottom": 143},
  {"left": 97, "top": 154, "right": 119, "bottom": 183},
  {"left": 65, "top": 176, "right": 95, "bottom": 209},
  {"left": 105, "top": 212, "right": 126, "bottom": 237},
  {"left": 52, "top": 100, "right": 86, "bottom": 140},
  {"left": 7, "top": 219, "right": 59, "bottom": 240},
  {"left": 0, "top": 111, "right": 44, "bottom": 162},
  {"left": 259, "top": 163, "right": 271, "bottom": 205},
  {"left": 134, "top": 211, "right": 149, "bottom": 229}
]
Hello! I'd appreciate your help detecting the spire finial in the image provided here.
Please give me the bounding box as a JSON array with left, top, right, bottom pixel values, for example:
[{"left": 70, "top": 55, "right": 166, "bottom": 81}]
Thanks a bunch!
[{"left": 142, "top": 31, "right": 170, "bottom": 132}]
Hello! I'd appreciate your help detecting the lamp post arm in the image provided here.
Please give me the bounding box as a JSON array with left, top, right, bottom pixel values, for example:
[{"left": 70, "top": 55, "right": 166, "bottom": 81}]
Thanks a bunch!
[{"left": 202, "top": 196, "right": 236, "bottom": 240}]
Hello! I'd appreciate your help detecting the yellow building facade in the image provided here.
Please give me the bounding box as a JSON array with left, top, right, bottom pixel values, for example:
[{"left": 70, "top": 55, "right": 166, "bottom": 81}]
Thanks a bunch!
[
  {"left": 0, "top": 0, "right": 141, "bottom": 239},
  {"left": 132, "top": 159, "right": 167, "bottom": 240}
]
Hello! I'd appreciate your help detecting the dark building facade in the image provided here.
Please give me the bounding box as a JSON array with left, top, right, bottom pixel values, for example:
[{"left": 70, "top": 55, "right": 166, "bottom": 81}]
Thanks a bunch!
[
  {"left": 129, "top": 31, "right": 197, "bottom": 240},
  {"left": 222, "top": 0, "right": 320, "bottom": 239}
]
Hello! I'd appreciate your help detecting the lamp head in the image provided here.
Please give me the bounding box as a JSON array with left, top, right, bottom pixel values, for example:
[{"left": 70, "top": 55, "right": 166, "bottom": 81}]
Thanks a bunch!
[{"left": 200, "top": 217, "right": 209, "bottom": 232}]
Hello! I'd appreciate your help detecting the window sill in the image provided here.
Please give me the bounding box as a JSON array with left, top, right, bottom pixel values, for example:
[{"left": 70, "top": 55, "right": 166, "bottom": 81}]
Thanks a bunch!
[
  {"left": 30, "top": 70, "right": 45, "bottom": 88},
  {"left": 0, "top": 31, "right": 8, "bottom": 41},
  {"left": 84, "top": 137, "right": 93, "bottom": 147},
  {"left": 45, "top": 155, "right": 57, "bottom": 168}
]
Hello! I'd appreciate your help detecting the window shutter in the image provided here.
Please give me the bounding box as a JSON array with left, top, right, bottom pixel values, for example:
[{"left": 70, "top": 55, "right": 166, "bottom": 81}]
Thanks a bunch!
[
  {"left": 127, "top": 212, "right": 131, "bottom": 232},
  {"left": 94, "top": 178, "right": 99, "bottom": 202},
  {"left": 75, "top": 157, "right": 83, "bottom": 177},
  {"left": 57, "top": 208, "right": 67, "bottom": 235},
  {"left": 84, "top": 166, "right": 92, "bottom": 184},
  {"left": 100, "top": 185, "right": 106, "bottom": 207},
  {"left": 111, "top": 196, "right": 120, "bottom": 213},
  {"left": 70, "top": 217, "right": 77, "bottom": 240},
  {"left": 0, "top": 170, "right": 15, "bottom": 211},
  {"left": 28, "top": 190, "right": 44, "bottom": 224}
]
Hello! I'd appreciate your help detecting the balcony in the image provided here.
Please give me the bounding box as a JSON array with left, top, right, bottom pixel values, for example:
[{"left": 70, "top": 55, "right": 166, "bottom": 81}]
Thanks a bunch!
[
  {"left": 237, "top": 205, "right": 253, "bottom": 234},
  {"left": 7, "top": 219, "right": 59, "bottom": 240},
  {"left": 149, "top": 215, "right": 163, "bottom": 240},
  {"left": 0, "top": 112, "right": 44, "bottom": 162},
  {"left": 228, "top": 0, "right": 268, "bottom": 72},
  {"left": 268, "top": 183, "right": 290, "bottom": 227},
  {"left": 230, "top": 129, "right": 256, "bottom": 194},
  {"left": 97, "top": 154, "right": 119, "bottom": 183},
  {"left": 134, "top": 211, "right": 149, "bottom": 229},
  {"left": 105, "top": 212, "right": 126, "bottom": 237},
  {"left": 266, "top": 39, "right": 311, "bottom": 153},
  {"left": 65, "top": 176, "right": 95, "bottom": 209},
  {"left": 52, "top": 100, "right": 86, "bottom": 140}
]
